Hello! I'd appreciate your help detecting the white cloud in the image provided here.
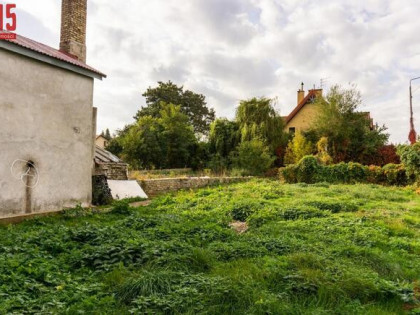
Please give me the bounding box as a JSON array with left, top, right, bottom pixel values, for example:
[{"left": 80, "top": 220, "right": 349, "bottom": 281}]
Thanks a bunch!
[{"left": 8, "top": 0, "right": 420, "bottom": 142}]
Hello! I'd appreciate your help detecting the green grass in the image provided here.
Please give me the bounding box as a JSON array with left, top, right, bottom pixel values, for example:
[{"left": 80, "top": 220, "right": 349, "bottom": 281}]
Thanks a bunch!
[{"left": 0, "top": 179, "right": 419, "bottom": 314}]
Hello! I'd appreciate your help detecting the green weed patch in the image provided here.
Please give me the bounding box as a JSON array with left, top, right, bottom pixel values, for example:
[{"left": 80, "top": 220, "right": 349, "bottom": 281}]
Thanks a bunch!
[{"left": 0, "top": 179, "right": 419, "bottom": 313}]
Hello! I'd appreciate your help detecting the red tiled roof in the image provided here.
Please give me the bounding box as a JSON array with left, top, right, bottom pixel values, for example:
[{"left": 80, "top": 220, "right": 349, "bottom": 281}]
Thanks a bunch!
[
  {"left": 3, "top": 32, "right": 105, "bottom": 78},
  {"left": 285, "top": 91, "right": 374, "bottom": 130},
  {"left": 285, "top": 89, "right": 318, "bottom": 124}
]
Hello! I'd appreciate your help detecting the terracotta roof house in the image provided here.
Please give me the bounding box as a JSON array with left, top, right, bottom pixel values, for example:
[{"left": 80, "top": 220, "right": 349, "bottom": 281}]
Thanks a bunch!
[
  {"left": 284, "top": 83, "right": 323, "bottom": 133},
  {"left": 284, "top": 83, "right": 374, "bottom": 134},
  {"left": 0, "top": 0, "right": 106, "bottom": 219}
]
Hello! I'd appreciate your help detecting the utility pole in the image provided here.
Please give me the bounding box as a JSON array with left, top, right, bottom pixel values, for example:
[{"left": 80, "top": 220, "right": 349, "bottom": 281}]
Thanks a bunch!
[{"left": 409, "top": 77, "right": 420, "bottom": 144}]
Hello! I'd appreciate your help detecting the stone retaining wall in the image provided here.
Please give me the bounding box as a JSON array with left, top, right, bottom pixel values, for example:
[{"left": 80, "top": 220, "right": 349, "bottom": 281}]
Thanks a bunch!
[
  {"left": 94, "top": 163, "right": 128, "bottom": 180},
  {"left": 138, "top": 177, "right": 250, "bottom": 196},
  {"left": 134, "top": 168, "right": 192, "bottom": 175}
]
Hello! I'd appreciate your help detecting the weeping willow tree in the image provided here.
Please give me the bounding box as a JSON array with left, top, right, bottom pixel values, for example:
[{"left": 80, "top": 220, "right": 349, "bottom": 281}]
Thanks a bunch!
[
  {"left": 207, "top": 118, "right": 240, "bottom": 172},
  {"left": 235, "top": 97, "right": 286, "bottom": 153},
  {"left": 209, "top": 118, "right": 240, "bottom": 158}
]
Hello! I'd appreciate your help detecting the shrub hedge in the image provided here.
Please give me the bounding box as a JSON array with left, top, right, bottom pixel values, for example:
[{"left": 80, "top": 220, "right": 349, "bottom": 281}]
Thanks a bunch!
[
  {"left": 280, "top": 156, "right": 414, "bottom": 186},
  {"left": 397, "top": 143, "right": 420, "bottom": 181}
]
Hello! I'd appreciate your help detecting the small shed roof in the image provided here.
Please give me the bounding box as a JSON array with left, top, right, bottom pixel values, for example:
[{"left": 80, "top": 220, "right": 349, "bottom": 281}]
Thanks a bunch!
[{"left": 95, "top": 145, "right": 126, "bottom": 164}]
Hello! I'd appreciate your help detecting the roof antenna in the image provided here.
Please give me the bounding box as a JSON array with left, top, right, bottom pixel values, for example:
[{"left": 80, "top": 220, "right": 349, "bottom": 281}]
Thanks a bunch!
[{"left": 320, "top": 77, "right": 330, "bottom": 89}]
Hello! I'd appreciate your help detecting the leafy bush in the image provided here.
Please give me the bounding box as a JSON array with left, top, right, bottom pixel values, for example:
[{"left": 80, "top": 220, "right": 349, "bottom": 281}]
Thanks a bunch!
[
  {"left": 348, "top": 162, "right": 368, "bottom": 183},
  {"left": 324, "top": 162, "right": 350, "bottom": 183},
  {"left": 284, "top": 131, "right": 313, "bottom": 165},
  {"left": 367, "top": 165, "right": 387, "bottom": 184},
  {"left": 232, "top": 139, "right": 275, "bottom": 176},
  {"left": 296, "top": 155, "right": 320, "bottom": 183},
  {"left": 208, "top": 154, "right": 229, "bottom": 174},
  {"left": 111, "top": 200, "right": 131, "bottom": 215},
  {"left": 366, "top": 145, "right": 401, "bottom": 166},
  {"left": 383, "top": 163, "right": 409, "bottom": 186},
  {"left": 280, "top": 158, "right": 411, "bottom": 186},
  {"left": 280, "top": 165, "right": 298, "bottom": 183},
  {"left": 397, "top": 143, "right": 420, "bottom": 182}
]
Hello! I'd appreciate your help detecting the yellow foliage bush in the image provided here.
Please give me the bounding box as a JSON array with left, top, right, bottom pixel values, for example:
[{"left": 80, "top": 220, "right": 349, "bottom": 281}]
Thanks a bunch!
[{"left": 284, "top": 131, "right": 313, "bottom": 165}]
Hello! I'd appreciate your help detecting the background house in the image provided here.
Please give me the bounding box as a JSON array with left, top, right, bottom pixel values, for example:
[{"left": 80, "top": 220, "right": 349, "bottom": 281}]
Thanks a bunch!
[
  {"left": 0, "top": 0, "right": 105, "bottom": 218},
  {"left": 95, "top": 135, "right": 109, "bottom": 149},
  {"left": 283, "top": 83, "right": 323, "bottom": 133},
  {"left": 283, "top": 83, "right": 373, "bottom": 133}
]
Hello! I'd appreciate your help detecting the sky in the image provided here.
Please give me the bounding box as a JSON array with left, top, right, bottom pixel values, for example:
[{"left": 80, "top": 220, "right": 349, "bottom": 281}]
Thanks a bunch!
[{"left": 5, "top": 0, "right": 420, "bottom": 143}]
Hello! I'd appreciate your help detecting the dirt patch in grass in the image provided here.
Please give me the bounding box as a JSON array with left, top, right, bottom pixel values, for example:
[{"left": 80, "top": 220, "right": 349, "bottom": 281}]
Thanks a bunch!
[
  {"left": 130, "top": 200, "right": 152, "bottom": 207},
  {"left": 229, "top": 221, "right": 249, "bottom": 234}
]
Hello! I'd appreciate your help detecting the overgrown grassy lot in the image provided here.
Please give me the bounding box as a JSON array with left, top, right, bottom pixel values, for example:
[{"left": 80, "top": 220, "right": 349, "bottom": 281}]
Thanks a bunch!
[{"left": 1, "top": 180, "right": 419, "bottom": 314}]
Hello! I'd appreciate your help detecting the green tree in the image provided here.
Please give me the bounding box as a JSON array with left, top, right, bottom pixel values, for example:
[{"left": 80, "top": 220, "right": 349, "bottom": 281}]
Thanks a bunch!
[
  {"left": 106, "top": 124, "right": 132, "bottom": 156},
  {"left": 232, "top": 139, "right": 276, "bottom": 175},
  {"left": 209, "top": 118, "right": 239, "bottom": 158},
  {"left": 207, "top": 118, "right": 239, "bottom": 172},
  {"left": 158, "top": 103, "right": 197, "bottom": 168},
  {"left": 121, "top": 116, "right": 167, "bottom": 169},
  {"left": 208, "top": 118, "right": 239, "bottom": 173},
  {"left": 106, "top": 138, "right": 123, "bottom": 156},
  {"left": 110, "top": 103, "right": 197, "bottom": 169},
  {"left": 284, "top": 131, "right": 313, "bottom": 165},
  {"left": 310, "top": 85, "right": 389, "bottom": 163},
  {"left": 135, "top": 81, "right": 215, "bottom": 135},
  {"left": 190, "top": 141, "right": 210, "bottom": 171},
  {"left": 236, "top": 97, "right": 286, "bottom": 153}
]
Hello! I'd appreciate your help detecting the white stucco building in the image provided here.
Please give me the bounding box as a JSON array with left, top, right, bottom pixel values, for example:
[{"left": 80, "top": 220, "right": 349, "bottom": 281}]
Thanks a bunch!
[{"left": 0, "top": 0, "right": 106, "bottom": 218}]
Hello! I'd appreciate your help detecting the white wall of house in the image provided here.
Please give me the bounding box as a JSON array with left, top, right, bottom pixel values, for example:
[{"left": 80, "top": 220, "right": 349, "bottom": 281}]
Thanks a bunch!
[{"left": 0, "top": 49, "right": 95, "bottom": 218}]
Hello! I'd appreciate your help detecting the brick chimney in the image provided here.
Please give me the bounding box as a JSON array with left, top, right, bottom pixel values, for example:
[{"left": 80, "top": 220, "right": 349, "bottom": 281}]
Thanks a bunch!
[
  {"left": 297, "top": 82, "right": 305, "bottom": 105},
  {"left": 60, "top": 0, "right": 87, "bottom": 62}
]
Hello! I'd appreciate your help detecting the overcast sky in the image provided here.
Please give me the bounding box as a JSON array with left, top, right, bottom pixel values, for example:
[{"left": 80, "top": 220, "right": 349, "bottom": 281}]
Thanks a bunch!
[{"left": 7, "top": 0, "right": 420, "bottom": 143}]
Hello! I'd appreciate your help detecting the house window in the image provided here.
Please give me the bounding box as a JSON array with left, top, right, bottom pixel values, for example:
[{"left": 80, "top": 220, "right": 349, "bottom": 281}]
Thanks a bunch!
[{"left": 289, "top": 127, "right": 296, "bottom": 134}]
